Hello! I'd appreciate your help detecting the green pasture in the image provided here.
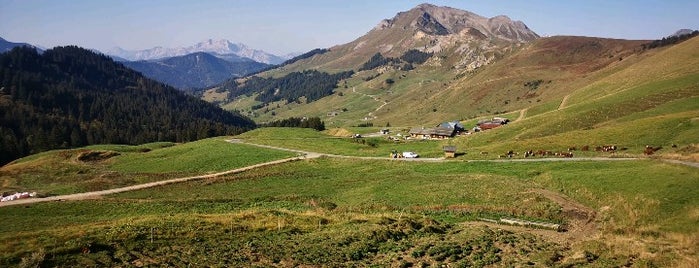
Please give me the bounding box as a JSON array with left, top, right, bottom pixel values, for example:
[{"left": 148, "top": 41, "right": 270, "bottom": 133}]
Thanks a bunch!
[
  {"left": 0, "top": 157, "right": 695, "bottom": 267},
  {"left": 107, "top": 137, "right": 295, "bottom": 173},
  {"left": 0, "top": 137, "right": 296, "bottom": 195}
]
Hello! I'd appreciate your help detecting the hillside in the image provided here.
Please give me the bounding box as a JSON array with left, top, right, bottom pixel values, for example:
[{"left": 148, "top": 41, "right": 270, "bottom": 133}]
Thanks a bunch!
[
  {"left": 210, "top": 3, "right": 542, "bottom": 122},
  {"left": 211, "top": 25, "right": 696, "bottom": 145},
  {"left": 241, "top": 36, "right": 698, "bottom": 161},
  {"left": 122, "top": 52, "right": 270, "bottom": 90},
  {"left": 454, "top": 35, "right": 699, "bottom": 158},
  {"left": 0, "top": 46, "right": 256, "bottom": 165}
]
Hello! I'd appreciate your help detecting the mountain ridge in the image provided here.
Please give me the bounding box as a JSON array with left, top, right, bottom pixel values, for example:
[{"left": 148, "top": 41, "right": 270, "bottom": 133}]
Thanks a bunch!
[
  {"left": 0, "top": 37, "right": 42, "bottom": 53},
  {"left": 122, "top": 52, "right": 270, "bottom": 90}
]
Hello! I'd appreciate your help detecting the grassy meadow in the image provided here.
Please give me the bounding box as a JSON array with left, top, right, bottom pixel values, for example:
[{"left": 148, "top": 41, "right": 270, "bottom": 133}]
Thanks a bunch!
[
  {"left": 0, "top": 137, "right": 296, "bottom": 196},
  {"left": 237, "top": 127, "right": 450, "bottom": 158},
  {"left": 0, "top": 155, "right": 696, "bottom": 267}
]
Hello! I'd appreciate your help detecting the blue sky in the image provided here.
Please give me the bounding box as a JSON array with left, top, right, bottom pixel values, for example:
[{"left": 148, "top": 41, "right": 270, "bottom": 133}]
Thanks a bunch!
[{"left": 1, "top": 0, "right": 697, "bottom": 55}]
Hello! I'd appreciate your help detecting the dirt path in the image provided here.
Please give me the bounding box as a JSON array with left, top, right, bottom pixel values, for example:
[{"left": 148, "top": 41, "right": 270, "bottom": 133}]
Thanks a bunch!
[
  {"left": 352, "top": 86, "right": 389, "bottom": 119},
  {"left": 558, "top": 95, "right": 570, "bottom": 110},
  {"left": 516, "top": 108, "right": 527, "bottom": 121},
  {"left": 558, "top": 94, "right": 571, "bottom": 110},
  {"left": 462, "top": 188, "right": 598, "bottom": 244},
  {"left": 530, "top": 189, "right": 598, "bottom": 240},
  {"left": 0, "top": 154, "right": 318, "bottom": 207}
]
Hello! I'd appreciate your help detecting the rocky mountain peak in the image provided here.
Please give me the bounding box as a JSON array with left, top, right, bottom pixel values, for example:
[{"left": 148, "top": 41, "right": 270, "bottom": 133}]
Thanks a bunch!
[{"left": 376, "top": 4, "right": 539, "bottom": 42}]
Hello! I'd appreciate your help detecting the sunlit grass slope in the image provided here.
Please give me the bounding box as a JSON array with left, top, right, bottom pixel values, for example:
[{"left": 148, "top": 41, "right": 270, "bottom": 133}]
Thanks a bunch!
[
  {"left": 0, "top": 137, "right": 295, "bottom": 195},
  {"left": 453, "top": 37, "right": 699, "bottom": 158}
]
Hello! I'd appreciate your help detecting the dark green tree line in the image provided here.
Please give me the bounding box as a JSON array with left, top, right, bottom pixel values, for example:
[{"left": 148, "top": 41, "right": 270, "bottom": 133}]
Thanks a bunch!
[
  {"left": 223, "top": 69, "right": 353, "bottom": 104},
  {"left": 261, "top": 117, "right": 325, "bottom": 131}
]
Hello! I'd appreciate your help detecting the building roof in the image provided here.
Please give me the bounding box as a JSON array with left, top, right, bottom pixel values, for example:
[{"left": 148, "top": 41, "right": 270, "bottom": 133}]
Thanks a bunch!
[
  {"left": 437, "top": 121, "right": 465, "bottom": 130},
  {"left": 409, "top": 127, "right": 455, "bottom": 137},
  {"left": 443, "top": 146, "right": 457, "bottom": 152}
]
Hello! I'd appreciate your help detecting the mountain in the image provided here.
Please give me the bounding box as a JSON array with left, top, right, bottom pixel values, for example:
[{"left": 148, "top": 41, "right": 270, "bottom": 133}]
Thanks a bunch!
[
  {"left": 108, "top": 39, "right": 287, "bottom": 64},
  {"left": 0, "top": 46, "right": 256, "bottom": 165},
  {"left": 122, "top": 52, "right": 270, "bottom": 90},
  {"left": 670, "top": 28, "right": 696, "bottom": 38},
  {"left": 0, "top": 37, "right": 41, "bottom": 53},
  {"left": 379, "top": 3, "right": 538, "bottom": 41},
  {"left": 209, "top": 3, "right": 541, "bottom": 118},
  {"left": 274, "top": 3, "right": 539, "bottom": 72},
  {"left": 205, "top": 1, "right": 698, "bottom": 152}
]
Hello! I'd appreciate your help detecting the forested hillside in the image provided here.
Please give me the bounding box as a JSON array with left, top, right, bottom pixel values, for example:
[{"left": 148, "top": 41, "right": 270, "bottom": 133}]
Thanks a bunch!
[
  {"left": 122, "top": 52, "right": 269, "bottom": 90},
  {"left": 0, "top": 46, "right": 256, "bottom": 165},
  {"left": 220, "top": 69, "right": 354, "bottom": 104}
]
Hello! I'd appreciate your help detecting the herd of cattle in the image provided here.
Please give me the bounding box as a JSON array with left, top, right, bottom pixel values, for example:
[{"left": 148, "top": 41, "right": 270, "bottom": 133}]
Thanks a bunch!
[{"left": 491, "top": 144, "right": 666, "bottom": 158}]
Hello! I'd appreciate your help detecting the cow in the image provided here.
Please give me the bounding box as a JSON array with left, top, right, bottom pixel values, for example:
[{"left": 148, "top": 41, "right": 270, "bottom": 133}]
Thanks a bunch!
[
  {"left": 523, "top": 150, "right": 534, "bottom": 158},
  {"left": 644, "top": 145, "right": 662, "bottom": 155}
]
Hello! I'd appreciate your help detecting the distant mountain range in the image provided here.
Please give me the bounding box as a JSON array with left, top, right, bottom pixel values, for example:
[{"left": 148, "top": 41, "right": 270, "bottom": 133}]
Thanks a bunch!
[
  {"left": 122, "top": 52, "right": 270, "bottom": 90},
  {"left": 108, "top": 39, "right": 289, "bottom": 64},
  {"left": 0, "top": 37, "right": 41, "bottom": 53}
]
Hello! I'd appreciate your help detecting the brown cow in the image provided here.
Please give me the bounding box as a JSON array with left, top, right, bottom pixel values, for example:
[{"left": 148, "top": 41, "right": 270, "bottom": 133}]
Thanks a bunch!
[{"left": 644, "top": 145, "right": 662, "bottom": 155}]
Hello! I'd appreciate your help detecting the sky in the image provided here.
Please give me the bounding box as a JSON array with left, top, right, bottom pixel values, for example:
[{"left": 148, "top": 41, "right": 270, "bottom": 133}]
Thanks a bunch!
[{"left": 1, "top": 0, "right": 697, "bottom": 55}]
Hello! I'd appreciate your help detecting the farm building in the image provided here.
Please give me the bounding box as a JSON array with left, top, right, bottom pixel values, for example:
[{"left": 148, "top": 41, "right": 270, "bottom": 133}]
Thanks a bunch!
[
  {"left": 443, "top": 146, "right": 457, "bottom": 158},
  {"left": 409, "top": 127, "right": 456, "bottom": 139},
  {"left": 437, "top": 121, "right": 466, "bottom": 133},
  {"left": 477, "top": 122, "right": 503, "bottom": 130},
  {"left": 476, "top": 117, "right": 510, "bottom": 131}
]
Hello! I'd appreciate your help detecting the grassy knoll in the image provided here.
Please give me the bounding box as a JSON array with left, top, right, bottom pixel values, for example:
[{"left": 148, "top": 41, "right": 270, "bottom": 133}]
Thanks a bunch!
[
  {"left": 0, "top": 137, "right": 295, "bottom": 195},
  {"left": 0, "top": 157, "right": 696, "bottom": 267},
  {"left": 108, "top": 137, "right": 295, "bottom": 174}
]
